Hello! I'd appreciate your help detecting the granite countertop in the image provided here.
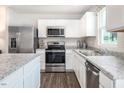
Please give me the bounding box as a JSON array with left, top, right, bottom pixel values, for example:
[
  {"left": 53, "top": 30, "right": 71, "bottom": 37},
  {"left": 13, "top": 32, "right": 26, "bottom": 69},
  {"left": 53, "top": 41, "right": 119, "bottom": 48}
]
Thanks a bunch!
[
  {"left": 0, "top": 54, "right": 40, "bottom": 80},
  {"left": 73, "top": 49, "right": 124, "bottom": 80}
]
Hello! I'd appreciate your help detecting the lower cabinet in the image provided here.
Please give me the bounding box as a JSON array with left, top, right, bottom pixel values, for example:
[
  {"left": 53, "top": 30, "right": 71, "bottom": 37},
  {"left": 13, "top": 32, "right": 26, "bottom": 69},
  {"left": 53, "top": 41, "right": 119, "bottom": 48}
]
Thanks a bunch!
[
  {"left": 0, "top": 57, "right": 40, "bottom": 88},
  {"left": 68, "top": 50, "right": 124, "bottom": 88},
  {"left": 0, "top": 68, "right": 23, "bottom": 88},
  {"left": 36, "top": 49, "right": 45, "bottom": 71},
  {"left": 23, "top": 57, "right": 40, "bottom": 88},
  {"left": 99, "top": 72, "right": 114, "bottom": 88},
  {"left": 79, "top": 63, "right": 86, "bottom": 88},
  {"left": 66, "top": 50, "right": 74, "bottom": 71},
  {"left": 72, "top": 50, "right": 86, "bottom": 88}
]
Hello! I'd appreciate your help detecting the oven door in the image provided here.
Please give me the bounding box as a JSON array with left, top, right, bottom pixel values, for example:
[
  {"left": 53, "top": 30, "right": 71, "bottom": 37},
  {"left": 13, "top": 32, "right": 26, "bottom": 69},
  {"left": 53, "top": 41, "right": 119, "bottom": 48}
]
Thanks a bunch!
[
  {"left": 46, "top": 50, "right": 65, "bottom": 72},
  {"left": 46, "top": 51, "right": 65, "bottom": 64}
]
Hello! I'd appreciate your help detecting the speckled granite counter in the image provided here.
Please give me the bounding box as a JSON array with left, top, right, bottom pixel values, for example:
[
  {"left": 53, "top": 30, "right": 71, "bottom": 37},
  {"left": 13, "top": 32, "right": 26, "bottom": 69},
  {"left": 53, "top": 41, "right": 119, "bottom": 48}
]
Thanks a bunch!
[
  {"left": 0, "top": 54, "right": 40, "bottom": 80},
  {"left": 73, "top": 49, "right": 124, "bottom": 80},
  {"left": 87, "top": 56, "right": 124, "bottom": 80}
]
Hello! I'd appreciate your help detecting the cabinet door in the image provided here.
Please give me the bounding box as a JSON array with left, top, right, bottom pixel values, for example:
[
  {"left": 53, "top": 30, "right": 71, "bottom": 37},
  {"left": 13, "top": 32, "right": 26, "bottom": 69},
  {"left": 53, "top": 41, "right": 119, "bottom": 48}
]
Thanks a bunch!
[
  {"left": 99, "top": 72, "right": 113, "bottom": 88},
  {"left": 0, "top": 68, "right": 23, "bottom": 88},
  {"left": 81, "top": 15, "right": 86, "bottom": 37},
  {"left": 36, "top": 49, "right": 45, "bottom": 70},
  {"left": 72, "top": 52, "right": 78, "bottom": 77},
  {"left": 66, "top": 50, "right": 73, "bottom": 70},
  {"left": 72, "top": 51, "right": 86, "bottom": 88},
  {"left": 73, "top": 52, "right": 81, "bottom": 83},
  {"left": 79, "top": 64, "right": 86, "bottom": 88},
  {"left": 86, "top": 12, "right": 96, "bottom": 36},
  {"left": 106, "top": 5, "right": 124, "bottom": 31},
  {"left": 38, "top": 20, "right": 48, "bottom": 38},
  {"left": 65, "top": 20, "right": 81, "bottom": 38},
  {"left": 40, "top": 53, "right": 45, "bottom": 70},
  {"left": 76, "top": 53, "right": 86, "bottom": 88},
  {"left": 81, "top": 12, "right": 96, "bottom": 37},
  {"left": 24, "top": 63, "right": 40, "bottom": 88},
  {"left": 66, "top": 54, "right": 73, "bottom": 70},
  {"left": 24, "top": 57, "right": 40, "bottom": 88}
]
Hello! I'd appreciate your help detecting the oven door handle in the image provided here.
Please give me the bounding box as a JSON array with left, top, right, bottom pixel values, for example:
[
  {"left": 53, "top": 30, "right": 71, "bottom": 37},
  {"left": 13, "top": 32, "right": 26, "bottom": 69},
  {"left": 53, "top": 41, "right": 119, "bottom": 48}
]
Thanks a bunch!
[{"left": 92, "top": 71, "right": 99, "bottom": 76}]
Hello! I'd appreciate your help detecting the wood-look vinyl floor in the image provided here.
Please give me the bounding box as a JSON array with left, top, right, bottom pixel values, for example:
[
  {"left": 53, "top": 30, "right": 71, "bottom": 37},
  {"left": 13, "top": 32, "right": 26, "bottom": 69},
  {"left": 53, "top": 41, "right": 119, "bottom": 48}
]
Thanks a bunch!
[{"left": 40, "top": 72, "right": 80, "bottom": 88}]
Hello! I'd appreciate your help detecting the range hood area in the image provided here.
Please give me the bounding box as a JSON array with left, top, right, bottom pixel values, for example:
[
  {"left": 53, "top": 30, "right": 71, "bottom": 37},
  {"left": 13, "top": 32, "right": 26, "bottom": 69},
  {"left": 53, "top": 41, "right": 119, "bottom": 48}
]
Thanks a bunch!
[{"left": 47, "top": 26, "right": 65, "bottom": 37}]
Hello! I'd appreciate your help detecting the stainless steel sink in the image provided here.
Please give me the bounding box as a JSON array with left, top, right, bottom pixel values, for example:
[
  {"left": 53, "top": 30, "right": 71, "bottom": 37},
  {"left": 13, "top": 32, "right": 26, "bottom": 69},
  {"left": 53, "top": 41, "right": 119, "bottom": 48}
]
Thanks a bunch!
[{"left": 79, "top": 50, "right": 104, "bottom": 56}]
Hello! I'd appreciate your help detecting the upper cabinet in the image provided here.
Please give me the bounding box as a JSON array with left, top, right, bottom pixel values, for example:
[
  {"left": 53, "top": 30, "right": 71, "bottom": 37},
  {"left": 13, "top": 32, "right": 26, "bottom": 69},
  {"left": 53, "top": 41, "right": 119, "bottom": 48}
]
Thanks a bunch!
[
  {"left": 65, "top": 20, "right": 81, "bottom": 38},
  {"left": 106, "top": 5, "right": 124, "bottom": 32},
  {"left": 38, "top": 19, "right": 81, "bottom": 38},
  {"left": 38, "top": 19, "right": 50, "bottom": 38},
  {"left": 81, "top": 12, "right": 97, "bottom": 37}
]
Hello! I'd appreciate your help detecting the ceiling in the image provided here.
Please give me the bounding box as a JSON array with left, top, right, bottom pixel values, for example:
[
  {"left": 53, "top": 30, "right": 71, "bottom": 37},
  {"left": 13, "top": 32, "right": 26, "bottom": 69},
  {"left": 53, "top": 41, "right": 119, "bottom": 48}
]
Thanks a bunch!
[{"left": 8, "top": 5, "right": 94, "bottom": 15}]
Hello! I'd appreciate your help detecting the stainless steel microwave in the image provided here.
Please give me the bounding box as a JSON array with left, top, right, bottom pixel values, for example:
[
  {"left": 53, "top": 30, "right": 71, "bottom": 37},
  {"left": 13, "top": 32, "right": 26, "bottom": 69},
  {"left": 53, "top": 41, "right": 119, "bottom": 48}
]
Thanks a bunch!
[{"left": 47, "top": 26, "right": 65, "bottom": 37}]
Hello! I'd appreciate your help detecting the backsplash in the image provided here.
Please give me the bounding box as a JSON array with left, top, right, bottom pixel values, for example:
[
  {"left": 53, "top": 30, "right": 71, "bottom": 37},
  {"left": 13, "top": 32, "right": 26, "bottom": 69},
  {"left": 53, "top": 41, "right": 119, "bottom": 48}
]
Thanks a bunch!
[{"left": 38, "top": 37, "right": 84, "bottom": 49}]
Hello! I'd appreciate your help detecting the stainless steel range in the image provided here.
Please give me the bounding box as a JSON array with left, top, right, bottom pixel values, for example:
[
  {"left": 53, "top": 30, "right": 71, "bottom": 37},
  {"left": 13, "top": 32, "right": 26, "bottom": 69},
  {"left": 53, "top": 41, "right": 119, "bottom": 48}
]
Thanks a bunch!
[{"left": 45, "top": 42, "right": 65, "bottom": 72}]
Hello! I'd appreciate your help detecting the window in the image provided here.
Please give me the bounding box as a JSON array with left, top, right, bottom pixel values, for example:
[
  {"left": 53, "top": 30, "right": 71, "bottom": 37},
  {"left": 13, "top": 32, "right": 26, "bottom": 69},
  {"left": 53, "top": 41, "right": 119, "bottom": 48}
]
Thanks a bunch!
[{"left": 98, "top": 7, "right": 117, "bottom": 44}]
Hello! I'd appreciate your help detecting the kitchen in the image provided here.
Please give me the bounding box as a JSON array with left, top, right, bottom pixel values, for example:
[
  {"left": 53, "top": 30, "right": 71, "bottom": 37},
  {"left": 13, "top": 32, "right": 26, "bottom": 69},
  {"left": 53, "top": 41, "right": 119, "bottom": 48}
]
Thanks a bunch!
[{"left": 0, "top": 5, "right": 124, "bottom": 88}]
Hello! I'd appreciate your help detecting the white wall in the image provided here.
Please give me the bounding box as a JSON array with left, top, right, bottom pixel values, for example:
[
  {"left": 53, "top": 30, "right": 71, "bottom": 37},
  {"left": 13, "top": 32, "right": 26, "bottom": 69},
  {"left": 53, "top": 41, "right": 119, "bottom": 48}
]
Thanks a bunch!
[
  {"left": 0, "top": 6, "right": 8, "bottom": 53},
  {"left": 8, "top": 9, "right": 81, "bottom": 27},
  {"left": 8, "top": 8, "right": 19, "bottom": 26}
]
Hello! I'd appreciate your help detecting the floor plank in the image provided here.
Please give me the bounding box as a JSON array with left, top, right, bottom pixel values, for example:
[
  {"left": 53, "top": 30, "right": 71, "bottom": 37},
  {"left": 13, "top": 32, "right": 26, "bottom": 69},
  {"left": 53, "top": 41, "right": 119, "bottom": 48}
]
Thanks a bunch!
[{"left": 40, "top": 72, "right": 80, "bottom": 88}]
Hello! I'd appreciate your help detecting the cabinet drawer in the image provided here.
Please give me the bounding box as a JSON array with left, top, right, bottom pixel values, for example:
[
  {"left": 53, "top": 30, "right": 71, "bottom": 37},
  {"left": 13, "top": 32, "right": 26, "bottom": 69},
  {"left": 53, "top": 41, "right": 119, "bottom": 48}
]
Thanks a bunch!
[{"left": 99, "top": 72, "right": 113, "bottom": 88}]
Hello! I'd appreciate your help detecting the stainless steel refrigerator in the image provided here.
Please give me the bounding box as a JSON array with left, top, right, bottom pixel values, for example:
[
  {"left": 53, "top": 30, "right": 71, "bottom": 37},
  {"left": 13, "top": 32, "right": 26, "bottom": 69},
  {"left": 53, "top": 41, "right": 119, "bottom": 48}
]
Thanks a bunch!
[{"left": 8, "top": 26, "right": 38, "bottom": 53}]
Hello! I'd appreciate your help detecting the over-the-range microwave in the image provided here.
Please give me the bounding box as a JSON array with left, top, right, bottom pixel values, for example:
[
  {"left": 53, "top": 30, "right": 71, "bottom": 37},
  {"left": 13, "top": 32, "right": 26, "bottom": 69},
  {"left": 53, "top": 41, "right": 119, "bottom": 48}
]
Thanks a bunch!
[{"left": 47, "top": 26, "right": 65, "bottom": 37}]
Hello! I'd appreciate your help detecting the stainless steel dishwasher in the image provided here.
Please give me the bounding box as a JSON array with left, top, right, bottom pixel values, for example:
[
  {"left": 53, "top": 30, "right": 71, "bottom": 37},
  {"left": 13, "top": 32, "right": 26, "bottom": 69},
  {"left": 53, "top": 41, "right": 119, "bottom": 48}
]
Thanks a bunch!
[{"left": 85, "top": 61, "right": 100, "bottom": 88}]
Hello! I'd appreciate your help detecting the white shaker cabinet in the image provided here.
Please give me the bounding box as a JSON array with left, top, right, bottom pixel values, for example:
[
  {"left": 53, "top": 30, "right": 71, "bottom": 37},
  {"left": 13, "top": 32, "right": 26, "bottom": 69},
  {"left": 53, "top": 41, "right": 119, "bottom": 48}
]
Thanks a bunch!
[
  {"left": 99, "top": 71, "right": 113, "bottom": 88},
  {"left": 23, "top": 57, "right": 40, "bottom": 88},
  {"left": 99, "top": 71, "right": 124, "bottom": 88},
  {"left": 65, "top": 20, "right": 81, "bottom": 38},
  {"left": 72, "top": 50, "right": 86, "bottom": 88},
  {"left": 36, "top": 49, "right": 45, "bottom": 71},
  {"left": 76, "top": 53, "right": 86, "bottom": 88},
  {"left": 66, "top": 49, "right": 74, "bottom": 71},
  {"left": 38, "top": 19, "right": 49, "bottom": 38},
  {"left": 0, "top": 68, "right": 23, "bottom": 88},
  {"left": 81, "top": 12, "right": 97, "bottom": 36},
  {"left": 106, "top": 5, "right": 124, "bottom": 32}
]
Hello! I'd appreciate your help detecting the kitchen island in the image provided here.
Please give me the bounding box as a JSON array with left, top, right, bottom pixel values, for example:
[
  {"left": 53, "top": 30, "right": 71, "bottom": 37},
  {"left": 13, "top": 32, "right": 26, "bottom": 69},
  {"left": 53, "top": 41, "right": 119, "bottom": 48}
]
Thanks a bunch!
[{"left": 0, "top": 54, "right": 41, "bottom": 88}]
